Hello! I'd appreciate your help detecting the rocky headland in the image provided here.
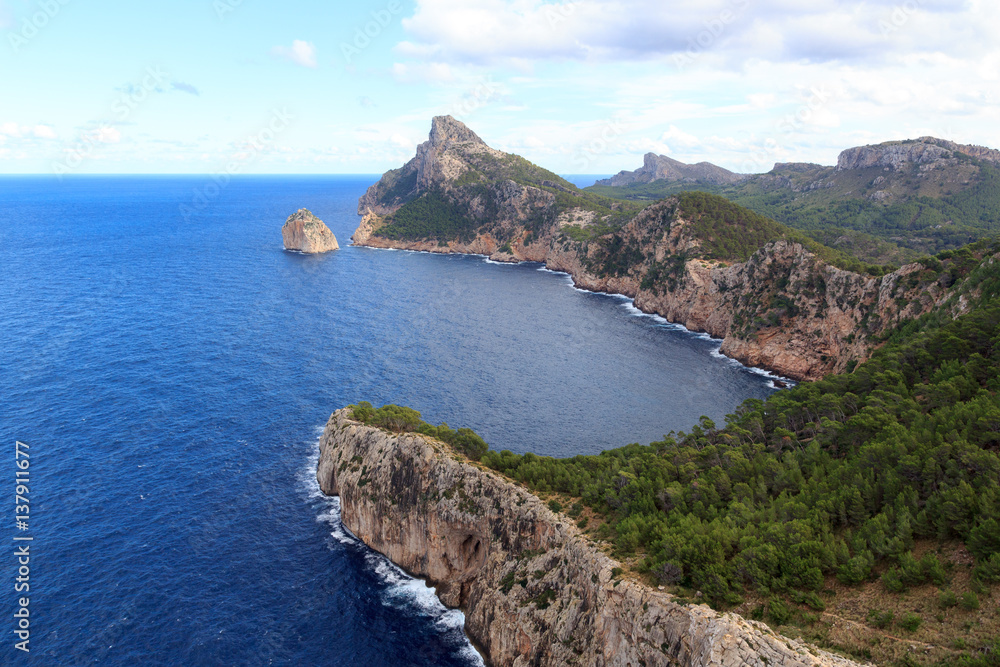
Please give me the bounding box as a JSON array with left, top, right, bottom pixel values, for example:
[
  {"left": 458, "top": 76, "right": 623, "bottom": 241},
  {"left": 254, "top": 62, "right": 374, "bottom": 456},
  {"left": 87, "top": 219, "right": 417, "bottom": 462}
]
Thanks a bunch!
[
  {"left": 351, "top": 117, "right": 978, "bottom": 381},
  {"left": 282, "top": 208, "right": 339, "bottom": 253},
  {"left": 317, "top": 408, "right": 868, "bottom": 667}
]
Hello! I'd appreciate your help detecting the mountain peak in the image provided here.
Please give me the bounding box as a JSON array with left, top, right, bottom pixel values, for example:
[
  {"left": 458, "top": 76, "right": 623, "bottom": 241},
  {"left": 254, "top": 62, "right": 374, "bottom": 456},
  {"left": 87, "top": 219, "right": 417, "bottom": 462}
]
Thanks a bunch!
[
  {"left": 598, "top": 153, "right": 744, "bottom": 188},
  {"left": 428, "top": 115, "right": 486, "bottom": 150}
]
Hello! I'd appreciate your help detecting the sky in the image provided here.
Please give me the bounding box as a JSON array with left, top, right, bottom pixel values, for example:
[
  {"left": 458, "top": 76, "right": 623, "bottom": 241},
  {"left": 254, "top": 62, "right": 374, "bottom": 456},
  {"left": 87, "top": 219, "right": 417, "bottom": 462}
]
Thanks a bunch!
[{"left": 0, "top": 0, "right": 997, "bottom": 175}]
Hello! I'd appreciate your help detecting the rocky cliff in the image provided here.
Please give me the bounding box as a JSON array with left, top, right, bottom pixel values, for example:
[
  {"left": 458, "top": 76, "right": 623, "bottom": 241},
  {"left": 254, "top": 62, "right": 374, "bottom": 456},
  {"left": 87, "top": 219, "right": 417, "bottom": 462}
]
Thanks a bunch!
[
  {"left": 317, "top": 408, "right": 867, "bottom": 667},
  {"left": 596, "top": 154, "right": 745, "bottom": 188},
  {"left": 282, "top": 209, "right": 339, "bottom": 253},
  {"left": 351, "top": 118, "right": 975, "bottom": 381},
  {"left": 837, "top": 137, "right": 1000, "bottom": 171}
]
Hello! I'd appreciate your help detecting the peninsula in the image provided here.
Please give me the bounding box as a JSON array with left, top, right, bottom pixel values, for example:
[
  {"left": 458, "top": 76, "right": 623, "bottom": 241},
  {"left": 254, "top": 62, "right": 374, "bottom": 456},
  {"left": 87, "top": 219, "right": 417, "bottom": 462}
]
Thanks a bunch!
[{"left": 352, "top": 116, "right": 990, "bottom": 381}]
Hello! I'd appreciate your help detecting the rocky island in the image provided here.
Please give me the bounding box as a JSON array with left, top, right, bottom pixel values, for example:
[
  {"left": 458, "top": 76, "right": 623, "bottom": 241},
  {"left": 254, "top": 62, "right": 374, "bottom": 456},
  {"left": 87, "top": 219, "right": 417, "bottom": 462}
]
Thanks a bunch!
[
  {"left": 317, "top": 407, "right": 867, "bottom": 667},
  {"left": 282, "top": 208, "right": 339, "bottom": 253}
]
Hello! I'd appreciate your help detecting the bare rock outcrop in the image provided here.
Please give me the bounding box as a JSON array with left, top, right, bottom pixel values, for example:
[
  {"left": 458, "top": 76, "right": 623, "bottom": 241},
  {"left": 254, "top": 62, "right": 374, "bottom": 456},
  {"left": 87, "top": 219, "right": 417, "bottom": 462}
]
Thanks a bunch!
[
  {"left": 357, "top": 115, "right": 506, "bottom": 217},
  {"left": 317, "top": 409, "right": 867, "bottom": 667},
  {"left": 282, "top": 209, "right": 339, "bottom": 253},
  {"left": 837, "top": 137, "right": 1000, "bottom": 172}
]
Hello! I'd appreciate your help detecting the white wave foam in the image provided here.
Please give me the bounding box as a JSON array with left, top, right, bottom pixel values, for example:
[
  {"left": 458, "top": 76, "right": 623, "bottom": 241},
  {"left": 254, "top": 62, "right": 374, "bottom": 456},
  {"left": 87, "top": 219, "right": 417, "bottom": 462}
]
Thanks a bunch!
[
  {"left": 622, "top": 301, "right": 670, "bottom": 324},
  {"left": 708, "top": 344, "right": 796, "bottom": 387},
  {"left": 300, "top": 434, "right": 485, "bottom": 665}
]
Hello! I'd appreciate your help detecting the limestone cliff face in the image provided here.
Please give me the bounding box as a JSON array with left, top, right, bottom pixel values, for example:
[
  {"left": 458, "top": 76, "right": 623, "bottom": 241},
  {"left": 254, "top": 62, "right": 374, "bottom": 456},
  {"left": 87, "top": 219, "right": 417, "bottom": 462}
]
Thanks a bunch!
[
  {"left": 836, "top": 137, "right": 1000, "bottom": 171},
  {"left": 357, "top": 115, "right": 508, "bottom": 218},
  {"left": 282, "top": 209, "right": 339, "bottom": 253},
  {"left": 317, "top": 409, "right": 866, "bottom": 667},
  {"left": 352, "top": 198, "right": 955, "bottom": 381}
]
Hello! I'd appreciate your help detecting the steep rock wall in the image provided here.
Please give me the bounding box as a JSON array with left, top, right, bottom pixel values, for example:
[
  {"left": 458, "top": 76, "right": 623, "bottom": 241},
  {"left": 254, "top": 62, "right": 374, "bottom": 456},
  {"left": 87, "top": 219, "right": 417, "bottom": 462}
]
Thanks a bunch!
[
  {"left": 317, "top": 409, "right": 867, "bottom": 667},
  {"left": 352, "top": 204, "right": 955, "bottom": 381}
]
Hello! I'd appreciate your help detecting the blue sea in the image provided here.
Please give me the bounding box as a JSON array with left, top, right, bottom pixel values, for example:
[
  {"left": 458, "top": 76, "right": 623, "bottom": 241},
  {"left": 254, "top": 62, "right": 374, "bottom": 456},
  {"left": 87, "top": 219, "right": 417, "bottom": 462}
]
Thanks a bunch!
[{"left": 0, "top": 176, "right": 780, "bottom": 666}]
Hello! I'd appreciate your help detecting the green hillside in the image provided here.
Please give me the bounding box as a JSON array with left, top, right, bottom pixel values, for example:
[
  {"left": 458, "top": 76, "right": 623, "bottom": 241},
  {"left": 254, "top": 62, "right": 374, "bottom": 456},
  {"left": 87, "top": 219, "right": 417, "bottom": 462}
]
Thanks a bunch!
[
  {"left": 376, "top": 149, "right": 642, "bottom": 242},
  {"left": 588, "top": 157, "right": 1000, "bottom": 263},
  {"left": 351, "top": 239, "right": 1000, "bottom": 666}
]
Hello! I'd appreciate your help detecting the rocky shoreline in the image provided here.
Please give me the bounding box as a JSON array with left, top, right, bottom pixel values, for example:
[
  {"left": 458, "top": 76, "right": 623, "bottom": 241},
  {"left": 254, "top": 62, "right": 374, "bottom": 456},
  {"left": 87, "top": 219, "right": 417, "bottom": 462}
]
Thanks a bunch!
[
  {"left": 317, "top": 408, "right": 868, "bottom": 667},
  {"left": 352, "top": 207, "right": 952, "bottom": 382},
  {"left": 349, "top": 117, "right": 966, "bottom": 382},
  {"left": 350, "top": 227, "right": 797, "bottom": 385}
]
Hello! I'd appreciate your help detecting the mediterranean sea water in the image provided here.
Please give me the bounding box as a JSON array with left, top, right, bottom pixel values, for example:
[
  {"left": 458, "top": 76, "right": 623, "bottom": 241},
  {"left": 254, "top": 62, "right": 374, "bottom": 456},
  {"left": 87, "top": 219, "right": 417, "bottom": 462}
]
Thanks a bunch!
[{"left": 0, "top": 176, "right": 780, "bottom": 666}]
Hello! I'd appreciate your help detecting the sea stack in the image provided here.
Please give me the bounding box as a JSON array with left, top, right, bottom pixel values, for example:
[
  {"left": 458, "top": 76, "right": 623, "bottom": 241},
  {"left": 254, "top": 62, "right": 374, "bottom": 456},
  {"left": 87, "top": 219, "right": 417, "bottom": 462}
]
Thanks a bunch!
[{"left": 282, "top": 209, "right": 339, "bottom": 253}]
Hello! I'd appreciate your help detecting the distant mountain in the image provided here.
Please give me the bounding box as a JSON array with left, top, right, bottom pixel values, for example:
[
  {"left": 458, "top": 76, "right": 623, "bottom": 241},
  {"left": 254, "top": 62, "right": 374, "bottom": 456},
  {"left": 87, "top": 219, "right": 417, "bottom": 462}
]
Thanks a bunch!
[
  {"left": 595, "top": 153, "right": 746, "bottom": 188},
  {"left": 588, "top": 137, "right": 1000, "bottom": 261}
]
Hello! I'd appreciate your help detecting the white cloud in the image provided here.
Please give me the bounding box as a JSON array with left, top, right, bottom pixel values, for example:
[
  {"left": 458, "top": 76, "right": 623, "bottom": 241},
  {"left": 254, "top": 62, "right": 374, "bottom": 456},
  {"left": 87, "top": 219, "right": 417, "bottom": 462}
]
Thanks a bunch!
[
  {"left": 33, "top": 125, "right": 57, "bottom": 139},
  {"left": 270, "top": 40, "right": 318, "bottom": 68},
  {"left": 0, "top": 123, "right": 58, "bottom": 140},
  {"left": 397, "top": 0, "right": 990, "bottom": 66},
  {"left": 391, "top": 61, "right": 455, "bottom": 84},
  {"left": 660, "top": 125, "right": 702, "bottom": 151},
  {"left": 89, "top": 127, "right": 122, "bottom": 144}
]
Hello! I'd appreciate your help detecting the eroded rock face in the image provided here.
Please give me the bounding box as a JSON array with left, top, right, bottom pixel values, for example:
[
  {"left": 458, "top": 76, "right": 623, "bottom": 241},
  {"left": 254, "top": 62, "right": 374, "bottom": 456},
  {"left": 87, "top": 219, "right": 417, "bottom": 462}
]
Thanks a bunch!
[
  {"left": 357, "top": 115, "right": 506, "bottom": 217},
  {"left": 282, "top": 209, "right": 339, "bottom": 253},
  {"left": 836, "top": 137, "right": 1000, "bottom": 171},
  {"left": 317, "top": 409, "right": 868, "bottom": 667},
  {"left": 351, "top": 200, "right": 958, "bottom": 381}
]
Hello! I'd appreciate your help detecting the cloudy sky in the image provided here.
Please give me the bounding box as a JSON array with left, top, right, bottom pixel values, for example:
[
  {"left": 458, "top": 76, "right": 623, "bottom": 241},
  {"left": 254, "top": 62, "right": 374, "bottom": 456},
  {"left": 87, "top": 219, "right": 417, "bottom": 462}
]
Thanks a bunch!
[{"left": 0, "top": 0, "right": 997, "bottom": 175}]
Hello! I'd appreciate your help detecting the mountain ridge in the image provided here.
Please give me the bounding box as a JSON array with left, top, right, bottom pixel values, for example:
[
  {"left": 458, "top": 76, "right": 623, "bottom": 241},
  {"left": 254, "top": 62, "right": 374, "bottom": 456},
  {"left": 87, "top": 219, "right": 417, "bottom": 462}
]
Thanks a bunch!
[{"left": 587, "top": 136, "right": 1000, "bottom": 259}]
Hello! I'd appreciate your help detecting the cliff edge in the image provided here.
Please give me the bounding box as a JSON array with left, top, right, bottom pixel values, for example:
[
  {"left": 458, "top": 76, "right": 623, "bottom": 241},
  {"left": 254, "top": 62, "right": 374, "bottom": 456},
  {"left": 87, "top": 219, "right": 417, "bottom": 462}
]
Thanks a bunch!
[{"left": 317, "top": 408, "right": 867, "bottom": 667}]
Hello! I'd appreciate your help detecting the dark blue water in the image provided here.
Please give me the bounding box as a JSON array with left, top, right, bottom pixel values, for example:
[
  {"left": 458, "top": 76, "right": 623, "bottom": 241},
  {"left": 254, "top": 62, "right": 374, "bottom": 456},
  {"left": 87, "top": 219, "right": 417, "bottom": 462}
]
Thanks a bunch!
[{"left": 0, "top": 176, "right": 779, "bottom": 666}]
